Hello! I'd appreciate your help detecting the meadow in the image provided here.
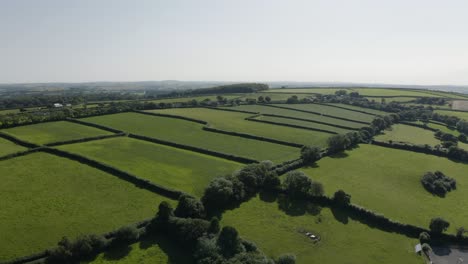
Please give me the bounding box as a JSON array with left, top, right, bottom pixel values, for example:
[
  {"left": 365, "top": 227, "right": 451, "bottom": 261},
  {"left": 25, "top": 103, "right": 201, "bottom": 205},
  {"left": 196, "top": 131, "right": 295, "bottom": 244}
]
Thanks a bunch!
[
  {"left": 302, "top": 144, "right": 468, "bottom": 231},
  {"left": 82, "top": 112, "right": 300, "bottom": 163},
  {"left": 0, "top": 137, "right": 26, "bottom": 156},
  {"left": 147, "top": 108, "right": 333, "bottom": 147},
  {"left": 264, "top": 88, "right": 447, "bottom": 97},
  {"left": 375, "top": 124, "right": 441, "bottom": 146},
  {"left": 323, "top": 103, "right": 388, "bottom": 115},
  {"left": 59, "top": 137, "right": 241, "bottom": 197},
  {"left": 221, "top": 196, "right": 424, "bottom": 264},
  {"left": 435, "top": 110, "right": 468, "bottom": 121},
  {"left": 229, "top": 105, "right": 368, "bottom": 128},
  {"left": 1, "top": 121, "right": 113, "bottom": 145},
  {"left": 0, "top": 152, "right": 173, "bottom": 261},
  {"left": 252, "top": 115, "right": 349, "bottom": 134}
]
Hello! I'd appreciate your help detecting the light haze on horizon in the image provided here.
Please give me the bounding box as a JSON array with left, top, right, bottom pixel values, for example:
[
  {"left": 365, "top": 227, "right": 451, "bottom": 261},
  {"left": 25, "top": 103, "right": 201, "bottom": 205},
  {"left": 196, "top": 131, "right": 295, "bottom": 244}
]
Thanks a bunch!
[{"left": 1, "top": 0, "right": 468, "bottom": 85}]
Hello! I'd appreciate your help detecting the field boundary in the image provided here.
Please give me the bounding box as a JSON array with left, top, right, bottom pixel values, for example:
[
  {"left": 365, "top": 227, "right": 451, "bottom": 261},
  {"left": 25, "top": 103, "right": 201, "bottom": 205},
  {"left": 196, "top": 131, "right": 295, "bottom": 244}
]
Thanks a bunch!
[
  {"left": 0, "top": 131, "right": 40, "bottom": 148},
  {"left": 245, "top": 116, "right": 338, "bottom": 134},
  {"left": 318, "top": 103, "right": 383, "bottom": 116},
  {"left": 261, "top": 113, "right": 361, "bottom": 131},
  {"left": 259, "top": 104, "right": 370, "bottom": 125},
  {"left": 44, "top": 133, "right": 126, "bottom": 147},
  {"left": 40, "top": 147, "right": 184, "bottom": 199},
  {"left": 128, "top": 133, "right": 258, "bottom": 164},
  {"left": 134, "top": 110, "right": 208, "bottom": 125},
  {"left": 398, "top": 121, "right": 439, "bottom": 132},
  {"left": 0, "top": 147, "right": 44, "bottom": 162},
  {"left": 66, "top": 118, "right": 124, "bottom": 133}
]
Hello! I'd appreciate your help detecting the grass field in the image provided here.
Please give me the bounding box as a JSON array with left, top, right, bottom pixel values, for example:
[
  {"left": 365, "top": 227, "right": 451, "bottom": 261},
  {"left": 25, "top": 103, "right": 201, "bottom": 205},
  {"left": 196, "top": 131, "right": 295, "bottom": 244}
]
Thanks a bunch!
[
  {"left": 1, "top": 121, "right": 113, "bottom": 145},
  {"left": 58, "top": 137, "right": 241, "bottom": 197},
  {"left": 324, "top": 103, "right": 388, "bottom": 115},
  {"left": 82, "top": 112, "right": 300, "bottom": 163},
  {"left": 302, "top": 144, "right": 468, "bottom": 231},
  {"left": 221, "top": 196, "right": 423, "bottom": 264},
  {"left": 0, "top": 137, "right": 26, "bottom": 156},
  {"left": 253, "top": 115, "right": 349, "bottom": 134},
  {"left": 146, "top": 108, "right": 333, "bottom": 147},
  {"left": 276, "top": 103, "right": 378, "bottom": 123},
  {"left": 149, "top": 94, "right": 241, "bottom": 104},
  {"left": 375, "top": 124, "right": 440, "bottom": 146},
  {"left": 365, "top": 97, "right": 417, "bottom": 103},
  {"left": 86, "top": 235, "right": 192, "bottom": 264},
  {"left": 0, "top": 152, "right": 174, "bottom": 261},
  {"left": 264, "top": 88, "right": 347, "bottom": 94},
  {"left": 435, "top": 110, "right": 468, "bottom": 121},
  {"left": 228, "top": 105, "right": 368, "bottom": 128},
  {"left": 265, "top": 88, "right": 445, "bottom": 97}
]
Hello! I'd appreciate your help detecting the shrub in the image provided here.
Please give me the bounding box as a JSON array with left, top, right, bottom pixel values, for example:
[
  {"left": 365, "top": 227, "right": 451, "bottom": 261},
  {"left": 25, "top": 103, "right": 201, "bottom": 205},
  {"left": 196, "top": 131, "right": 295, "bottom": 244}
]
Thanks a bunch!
[
  {"left": 277, "top": 254, "right": 297, "bottom": 264},
  {"left": 283, "top": 171, "right": 314, "bottom": 198},
  {"left": 217, "top": 226, "right": 244, "bottom": 258},
  {"left": 421, "top": 171, "right": 456, "bottom": 197},
  {"left": 300, "top": 146, "right": 321, "bottom": 164},
  {"left": 327, "top": 134, "right": 351, "bottom": 153},
  {"left": 429, "top": 217, "right": 450, "bottom": 234},
  {"left": 333, "top": 190, "right": 351, "bottom": 206},
  {"left": 112, "top": 226, "right": 139, "bottom": 246},
  {"left": 419, "top": 232, "right": 431, "bottom": 243},
  {"left": 174, "top": 194, "right": 206, "bottom": 219}
]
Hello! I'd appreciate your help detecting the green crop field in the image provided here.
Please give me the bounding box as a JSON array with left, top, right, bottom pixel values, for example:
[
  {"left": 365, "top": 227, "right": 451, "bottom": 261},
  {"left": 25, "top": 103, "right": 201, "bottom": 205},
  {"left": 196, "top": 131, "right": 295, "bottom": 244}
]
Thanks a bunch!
[
  {"left": 150, "top": 108, "right": 333, "bottom": 146},
  {"left": 277, "top": 103, "right": 378, "bottom": 123},
  {"left": 228, "top": 105, "right": 368, "bottom": 128},
  {"left": 58, "top": 137, "right": 241, "bottom": 197},
  {"left": 0, "top": 152, "right": 173, "bottom": 261},
  {"left": 0, "top": 137, "right": 26, "bottom": 156},
  {"left": 1, "top": 121, "right": 113, "bottom": 145},
  {"left": 82, "top": 112, "right": 300, "bottom": 163},
  {"left": 302, "top": 144, "right": 468, "bottom": 231},
  {"left": 375, "top": 124, "right": 440, "bottom": 146},
  {"left": 253, "top": 115, "right": 349, "bottom": 134},
  {"left": 221, "top": 196, "right": 423, "bottom": 264},
  {"left": 86, "top": 235, "right": 192, "bottom": 264},
  {"left": 435, "top": 110, "right": 468, "bottom": 121}
]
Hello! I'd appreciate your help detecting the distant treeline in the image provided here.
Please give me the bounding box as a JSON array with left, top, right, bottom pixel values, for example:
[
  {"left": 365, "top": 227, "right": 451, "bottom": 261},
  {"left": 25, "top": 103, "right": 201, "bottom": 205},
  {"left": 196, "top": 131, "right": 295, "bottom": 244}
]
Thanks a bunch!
[{"left": 163, "top": 83, "right": 269, "bottom": 97}]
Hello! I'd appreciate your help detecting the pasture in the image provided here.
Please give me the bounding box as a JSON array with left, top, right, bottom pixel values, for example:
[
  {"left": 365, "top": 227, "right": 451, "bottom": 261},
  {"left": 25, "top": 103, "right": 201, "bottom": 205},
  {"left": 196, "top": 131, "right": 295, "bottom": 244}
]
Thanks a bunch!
[
  {"left": 58, "top": 137, "right": 241, "bottom": 197},
  {"left": 1, "top": 121, "right": 113, "bottom": 145},
  {"left": 324, "top": 103, "right": 388, "bottom": 115},
  {"left": 302, "top": 144, "right": 468, "bottom": 231},
  {"left": 229, "top": 105, "right": 368, "bottom": 128},
  {"left": 147, "top": 108, "right": 333, "bottom": 147},
  {"left": 0, "top": 137, "right": 26, "bottom": 156},
  {"left": 253, "top": 115, "right": 349, "bottom": 134},
  {"left": 265, "top": 88, "right": 447, "bottom": 97},
  {"left": 221, "top": 196, "right": 423, "bottom": 264},
  {"left": 375, "top": 124, "right": 440, "bottom": 146},
  {"left": 0, "top": 152, "right": 173, "bottom": 261},
  {"left": 435, "top": 110, "right": 468, "bottom": 121},
  {"left": 82, "top": 112, "right": 300, "bottom": 163}
]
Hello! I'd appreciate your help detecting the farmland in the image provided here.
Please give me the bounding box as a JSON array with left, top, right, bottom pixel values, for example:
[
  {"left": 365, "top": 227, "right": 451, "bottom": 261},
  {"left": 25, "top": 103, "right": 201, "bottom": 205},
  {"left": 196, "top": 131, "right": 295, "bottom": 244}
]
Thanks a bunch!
[
  {"left": 221, "top": 196, "right": 424, "bottom": 264},
  {"left": 0, "top": 137, "right": 26, "bottom": 156},
  {"left": 1, "top": 121, "right": 113, "bottom": 145},
  {"left": 375, "top": 124, "right": 441, "bottom": 146},
  {"left": 252, "top": 115, "right": 350, "bottom": 134},
  {"left": 0, "top": 152, "right": 173, "bottom": 261},
  {"left": 58, "top": 137, "right": 241, "bottom": 197},
  {"left": 148, "top": 108, "right": 333, "bottom": 146},
  {"left": 264, "top": 87, "right": 456, "bottom": 97},
  {"left": 302, "top": 144, "right": 468, "bottom": 231},
  {"left": 435, "top": 109, "right": 468, "bottom": 121},
  {"left": 82, "top": 112, "right": 300, "bottom": 163}
]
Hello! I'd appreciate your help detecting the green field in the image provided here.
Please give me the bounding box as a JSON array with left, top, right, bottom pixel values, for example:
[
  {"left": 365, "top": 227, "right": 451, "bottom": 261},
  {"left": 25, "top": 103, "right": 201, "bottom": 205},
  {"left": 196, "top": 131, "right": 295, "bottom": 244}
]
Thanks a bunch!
[
  {"left": 0, "top": 152, "right": 173, "bottom": 261},
  {"left": 221, "top": 196, "right": 423, "bottom": 264},
  {"left": 253, "top": 115, "right": 349, "bottom": 134},
  {"left": 228, "top": 105, "right": 368, "bottom": 128},
  {"left": 1, "top": 121, "right": 113, "bottom": 145},
  {"left": 149, "top": 94, "right": 241, "bottom": 104},
  {"left": 265, "top": 88, "right": 445, "bottom": 97},
  {"left": 324, "top": 103, "right": 388, "bottom": 115},
  {"left": 59, "top": 137, "right": 241, "bottom": 197},
  {"left": 366, "top": 97, "right": 417, "bottom": 103},
  {"left": 0, "top": 137, "right": 26, "bottom": 156},
  {"left": 239, "top": 93, "right": 312, "bottom": 101},
  {"left": 435, "top": 110, "right": 468, "bottom": 121},
  {"left": 375, "top": 124, "right": 440, "bottom": 146},
  {"left": 146, "top": 108, "right": 333, "bottom": 147},
  {"left": 277, "top": 103, "right": 378, "bottom": 123},
  {"left": 86, "top": 235, "right": 192, "bottom": 264},
  {"left": 303, "top": 144, "right": 468, "bottom": 231},
  {"left": 264, "top": 88, "right": 346, "bottom": 94},
  {"left": 82, "top": 112, "right": 300, "bottom": 163}
]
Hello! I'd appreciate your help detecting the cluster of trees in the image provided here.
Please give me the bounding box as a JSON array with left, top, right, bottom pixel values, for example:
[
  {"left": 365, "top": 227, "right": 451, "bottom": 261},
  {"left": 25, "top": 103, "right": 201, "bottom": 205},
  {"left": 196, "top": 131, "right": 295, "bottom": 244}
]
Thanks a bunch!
[
  {"left": 421, "top": 171, "right": 456, "bottom": 197},
  {"left": 283, "top": 171, "right": 324, "bottom": 198},
  {"left": 326, "top": 126, "right": 380, "bottom": 154},
  {"left": 285, "top": 95, "right": 313, "bottom": 104},
  {"left": 190, "top": 83, "right": 269, "bottom": 95},
  {"left": 413, "top": 97, "right": 447, "bottom": 105}
]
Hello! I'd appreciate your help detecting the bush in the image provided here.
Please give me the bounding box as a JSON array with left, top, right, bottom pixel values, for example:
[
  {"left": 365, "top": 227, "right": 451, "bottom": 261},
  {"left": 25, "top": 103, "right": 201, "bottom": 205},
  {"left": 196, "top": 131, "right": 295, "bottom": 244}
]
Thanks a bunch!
[
  {"left": 277, "top": 254, "right": 297, "bottom": 264},
  {"left": 174, "top": 194, "right": 206, "bottom": 219},
  {"left": 112, "top": 226, "right": 139, "bottom": 246},
  {"left": 300, "top": 146, "right": 321, "bottom": 164},
  {"left": 333, "top": 190, "right": 351, "bottom": 206},
  {"left": 419, "top": 232, "right": 430, "bottom": 243},
  {"left": 327, "top": 134, "right": 351, "bottom": 153},
  {"left": 421, "top": 171, "right": 456, "bottom": 197},
  {"left": 217, "top": 226, "right": 244, "bottom": 258},
  {"left": 429, "top": 217, "right": 450, "bottom": 234},
  {"left": 283, "top": 171, "right": 322, "bottom": 198}
]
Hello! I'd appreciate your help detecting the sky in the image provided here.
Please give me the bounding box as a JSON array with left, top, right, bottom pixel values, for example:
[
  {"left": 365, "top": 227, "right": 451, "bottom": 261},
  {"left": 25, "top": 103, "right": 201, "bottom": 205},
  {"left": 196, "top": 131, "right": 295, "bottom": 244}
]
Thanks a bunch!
[{"left": 0, "top": 0, "right": 467, "bottom": 85}]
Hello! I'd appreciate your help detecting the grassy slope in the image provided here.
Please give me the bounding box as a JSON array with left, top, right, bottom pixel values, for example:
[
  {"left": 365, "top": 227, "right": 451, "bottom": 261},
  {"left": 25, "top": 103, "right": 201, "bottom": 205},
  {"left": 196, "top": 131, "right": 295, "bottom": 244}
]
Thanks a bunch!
[
  {"left": 82, "top": 113, "right": 299, "bottom": 163},
  {"left": 0, "top": 152, "right": 174, "bottom": 261},
  {"left": 230, "top": 105, "right": 368, "bottom": 128},
  {"left": 149, "top": 95, "right": 240, "bottom": 104},
  {"left": 1, "top": 121, "right": 112, "bottom": 145},
  {"left": 325, "top": 103, "right": 388, "bottom": 115},
  {"left": 375, "top": 124, "right": 440, "bottom": 146},
  {"left": 59, "top": 137, "right": 241, "bottom": 197},
  {"left": 365, "top": 96, "right": 417, "bottom": 103},
  {"left": 254, "top": 115, "right": 349, "bottom": 134},
  {"left": 85, "top": 235, "right": 192, "bottom": 264},
  {"left": 303, "top": 144, "right": 468, "bottom": 231},
  {"left": 279, "top": 103, "right": 377, "bottom": 123},
  {"left": 221, "top": 196, "right": 423, "bottom": 264},
  {"left": 265, "top": 88, "right": 444, "bottom": 97},
  {"left": 435, "top": 110, "right": 468, "bottom": 121},
  {"left": 0, "top": 137, "right": 26, "bottom": 156},
  {"left": 147, "top": 108, "right": 332, "bottom": 147}
]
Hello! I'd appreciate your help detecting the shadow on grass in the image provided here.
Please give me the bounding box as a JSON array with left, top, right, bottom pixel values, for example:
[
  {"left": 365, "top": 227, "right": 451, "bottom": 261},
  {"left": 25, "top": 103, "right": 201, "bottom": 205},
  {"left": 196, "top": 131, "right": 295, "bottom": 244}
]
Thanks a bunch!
[
  {"left": 139, "top": 235, "right": 194, "bottom": 264},
  {"left": 102, "top": 245, "right": 132, "bottom": 260},
  {"left": 329, "top": 152, "right": 349, "bottom": 159},
  {"left": 331, "top": 206, "right": 349, "bottom": 224}
]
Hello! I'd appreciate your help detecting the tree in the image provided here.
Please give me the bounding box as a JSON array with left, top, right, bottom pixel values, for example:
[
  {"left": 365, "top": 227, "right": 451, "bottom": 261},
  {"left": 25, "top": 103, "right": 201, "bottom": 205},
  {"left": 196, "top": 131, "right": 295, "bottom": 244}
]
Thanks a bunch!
[
  {"left": 208, "top": 217, "right": 220, "bottom": 234},
  {"left": 258, "top": 96, "right": 264, "bottom": 103},
  {"left": 156, "top": 201, "right": 174, "bottom": 222},
  {"left": 456, "top": 227, "right": 466, "bottom": 239},
  {"left": 419, "top": 232, "right": 430, "bottom": 243},
  {"left": 333, "top": 190, "right": 351, "bottom": 206},
  {"left": 300, "top": 146, "right": 321, "bottom": 164},
  {"left": 310, "top": 182, "right": 324, "bottom": 196},
  {"left": 283, "top": 171, "right": 323, "bottom": 198},
  {"left": 112, "top": 226, "right": 139, "bottom": 246},
  {"left": 286, "top": 95, "right": 299, "bottom": 104},
  {"left": 459, "top": 133, "right": 467, "bottom": 143},
  {"left": 202, "top": 177, "right": 235, "bottom": 209},
  {"left": 217, "top": 226, "right": 244, "bottom": 258},
  {"left": 335, "top": 90, "right": 347, "bottom": 96},
  {"left": 174, "top": 194, "right": 206, "bottom": 219},
  {"left": 277, "top": 254, "right": 297, "bottom": 264},
  {"left": 327, "top": 134, "right": 350, "bottom": 153},
  {"left": 265, "top": 96, "right": 271, "bottom": 103},
  {"left": 429, "top": 217, "right": 450, "bottom": 234}
]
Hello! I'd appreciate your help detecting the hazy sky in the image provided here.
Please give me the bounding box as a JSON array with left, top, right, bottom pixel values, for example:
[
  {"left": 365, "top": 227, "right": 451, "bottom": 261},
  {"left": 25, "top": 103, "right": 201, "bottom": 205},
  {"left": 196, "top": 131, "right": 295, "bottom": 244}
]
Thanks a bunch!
[{"left": 1, "top": 0, "right": 467, "bottom": 85}]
